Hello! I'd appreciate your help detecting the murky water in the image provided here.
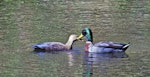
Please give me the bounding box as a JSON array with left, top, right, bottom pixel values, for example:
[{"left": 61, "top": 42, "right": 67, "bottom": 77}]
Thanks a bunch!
[{"left": 0, "top": 0, "right": 150, "bottom": 77}]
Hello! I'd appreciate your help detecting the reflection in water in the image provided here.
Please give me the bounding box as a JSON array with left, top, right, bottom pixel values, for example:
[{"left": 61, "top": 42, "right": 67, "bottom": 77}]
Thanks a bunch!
[
  {"left": 33, "top": 49, "right": 129, "bottom": 77},
  {"left": 66, "top": 49, "right": 82, "bottom": 67},
  {"left": 32, "top": 49, "right": 59, "bottom": 58},
  {"left": 32, "top": 49, "right": 79, "bottom": 67},
  {"left": 87, "top": 52, "right": 129, "bottom": 59},
  {"left": 36, "top": 52, "right": 46, "bottom": 58},
  {"left": 67, "top": 51, "right": 74, "bottom": 66},
  {"left": 32, "top": 49, "right": 46, "bottom": 58},
  {"left": 83, "top": 52, "right": 93, "bottom": 77},
  {"left": 83, "top": 52, "right": 128, "bottom": 77}
]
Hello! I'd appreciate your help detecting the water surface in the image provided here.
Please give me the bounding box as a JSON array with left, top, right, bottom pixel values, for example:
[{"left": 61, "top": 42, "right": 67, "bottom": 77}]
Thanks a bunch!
[{"left": 0, "top": 0, "right": 149, "bottom": 77}]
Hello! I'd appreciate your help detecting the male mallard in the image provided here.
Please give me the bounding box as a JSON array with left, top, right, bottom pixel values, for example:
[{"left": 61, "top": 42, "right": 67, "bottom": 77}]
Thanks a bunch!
[
  {"left": 77, "top": 28, "right": 130, "bottom": 53},
  {"left": 31, "top": 34, "right": 78, "bottom": 51}
]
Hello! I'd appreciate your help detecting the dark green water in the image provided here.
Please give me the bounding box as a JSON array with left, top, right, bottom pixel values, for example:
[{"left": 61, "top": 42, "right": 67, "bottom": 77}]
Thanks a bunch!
[{"left": 0, "top": 0, "right": 149, "bottom": 77}]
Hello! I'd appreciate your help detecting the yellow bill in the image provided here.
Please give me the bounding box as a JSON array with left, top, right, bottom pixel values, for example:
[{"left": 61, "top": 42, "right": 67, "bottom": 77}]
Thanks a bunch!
[
  {"left": 76, "top": 34, "right": 86, "bottom": 42},
  {"left": 77, "top": 34, "right": 84, "bottom": 40}
]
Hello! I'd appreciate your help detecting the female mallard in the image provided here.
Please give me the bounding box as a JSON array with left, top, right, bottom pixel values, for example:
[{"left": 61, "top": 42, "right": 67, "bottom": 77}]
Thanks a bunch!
[
  {"left": 77, "top": 28, "right": 130, "bottom": 53},
  {"left": 31, "top": 34, "right": 78, "bottom": 51}
]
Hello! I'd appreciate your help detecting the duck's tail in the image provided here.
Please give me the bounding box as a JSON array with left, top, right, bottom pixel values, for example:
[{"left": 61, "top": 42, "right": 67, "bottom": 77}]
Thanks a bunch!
[
  {"left": 123, "top": 42, "right": 131, "bottom": 50},
  {"left": 30, "top": 44, "right": 41, "bottom": 48},
  {"left": 30, "top": 43, "right": 45, "bottom": 49},
  {"left": 30, "top": 45, "right": 38, "bottom": 48}
]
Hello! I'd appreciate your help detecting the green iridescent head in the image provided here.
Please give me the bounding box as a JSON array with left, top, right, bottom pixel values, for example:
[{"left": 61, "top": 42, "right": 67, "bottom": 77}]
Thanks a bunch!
[{"left": 77, "top": 28, "right": 93, "bottom": 42}]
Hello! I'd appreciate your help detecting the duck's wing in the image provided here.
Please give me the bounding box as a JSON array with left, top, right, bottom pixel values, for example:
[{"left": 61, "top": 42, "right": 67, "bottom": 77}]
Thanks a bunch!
[
  {"left": 30, "top": 42, "right": 49, "bottom": 49},
  {"left": 30, "top": 42, "right": 66, "bottom": 50},
  {"left": 48, "top": 42, "right": 66, "bottom": 51},
  {"left": 94, "top": 41, "right": 130, "bottom": 49}
]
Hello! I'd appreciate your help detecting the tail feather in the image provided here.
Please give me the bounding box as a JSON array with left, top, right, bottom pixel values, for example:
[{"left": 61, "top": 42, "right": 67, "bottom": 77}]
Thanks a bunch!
[
  {"left": 30, "top": 43, "right": 46, "bottom": 49},
  {"left": 123, "top": 42, "right": 130, "bottom": 50},
  {"left": 30, "top": 43, "right": 42, "bottom": 48},
  {"left": 30, "top": 45, "right": 39, "bottom": 48}
]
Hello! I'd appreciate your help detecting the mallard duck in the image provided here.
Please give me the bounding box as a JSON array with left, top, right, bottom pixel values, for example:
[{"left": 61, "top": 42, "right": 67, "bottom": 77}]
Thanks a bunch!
[
  {"left": 31, "top": 34, "right": 78, "bottom": 51},
  {"left": 77, "top": 28, "right": 130, "bottom": 53}
]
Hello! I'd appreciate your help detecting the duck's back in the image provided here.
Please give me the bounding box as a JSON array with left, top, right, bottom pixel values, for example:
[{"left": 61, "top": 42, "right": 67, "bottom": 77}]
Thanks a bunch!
[
  {"left": 89, "top": 41, "right": 130, "bottom": 53},
  {"left": 31, "top": 42, "right": 66, "bottom": 51},
  {"left": 94, "top": 41, "right": 127, "bottom": 48}
]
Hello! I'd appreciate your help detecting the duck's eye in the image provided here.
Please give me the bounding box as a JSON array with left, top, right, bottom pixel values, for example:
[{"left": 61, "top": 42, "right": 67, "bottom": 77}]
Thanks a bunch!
[{"left": 82, "top": 30, "right": 86, "bottom": 36}]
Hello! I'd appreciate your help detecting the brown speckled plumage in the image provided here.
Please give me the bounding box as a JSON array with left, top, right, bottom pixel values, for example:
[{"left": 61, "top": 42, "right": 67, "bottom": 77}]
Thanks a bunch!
[{"left": 31, "top": 34, "right": 78, "bottom": 51}]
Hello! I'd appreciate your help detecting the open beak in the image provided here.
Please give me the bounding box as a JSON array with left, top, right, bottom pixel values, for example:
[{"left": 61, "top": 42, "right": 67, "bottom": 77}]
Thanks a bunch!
[{"left": 77, "top": 34, "right": 84, "bottom": 40}]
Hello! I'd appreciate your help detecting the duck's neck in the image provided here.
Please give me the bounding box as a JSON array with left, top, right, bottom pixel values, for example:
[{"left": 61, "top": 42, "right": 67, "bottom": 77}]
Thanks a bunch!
[
  {"left": 84, "top": 41, "right": 93, "bottom": 51},
  {"left": 85, "top": 33, "right": 93, "bottom": 51},
  {"left": 65, "top": 40, "right": 74, "bottom": 50},
  {"left": 86, "top": 35, "right": 93, "bottom": 42},
  {"left": 85, "top": 28, "right": 93, "bottom": 42}
]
